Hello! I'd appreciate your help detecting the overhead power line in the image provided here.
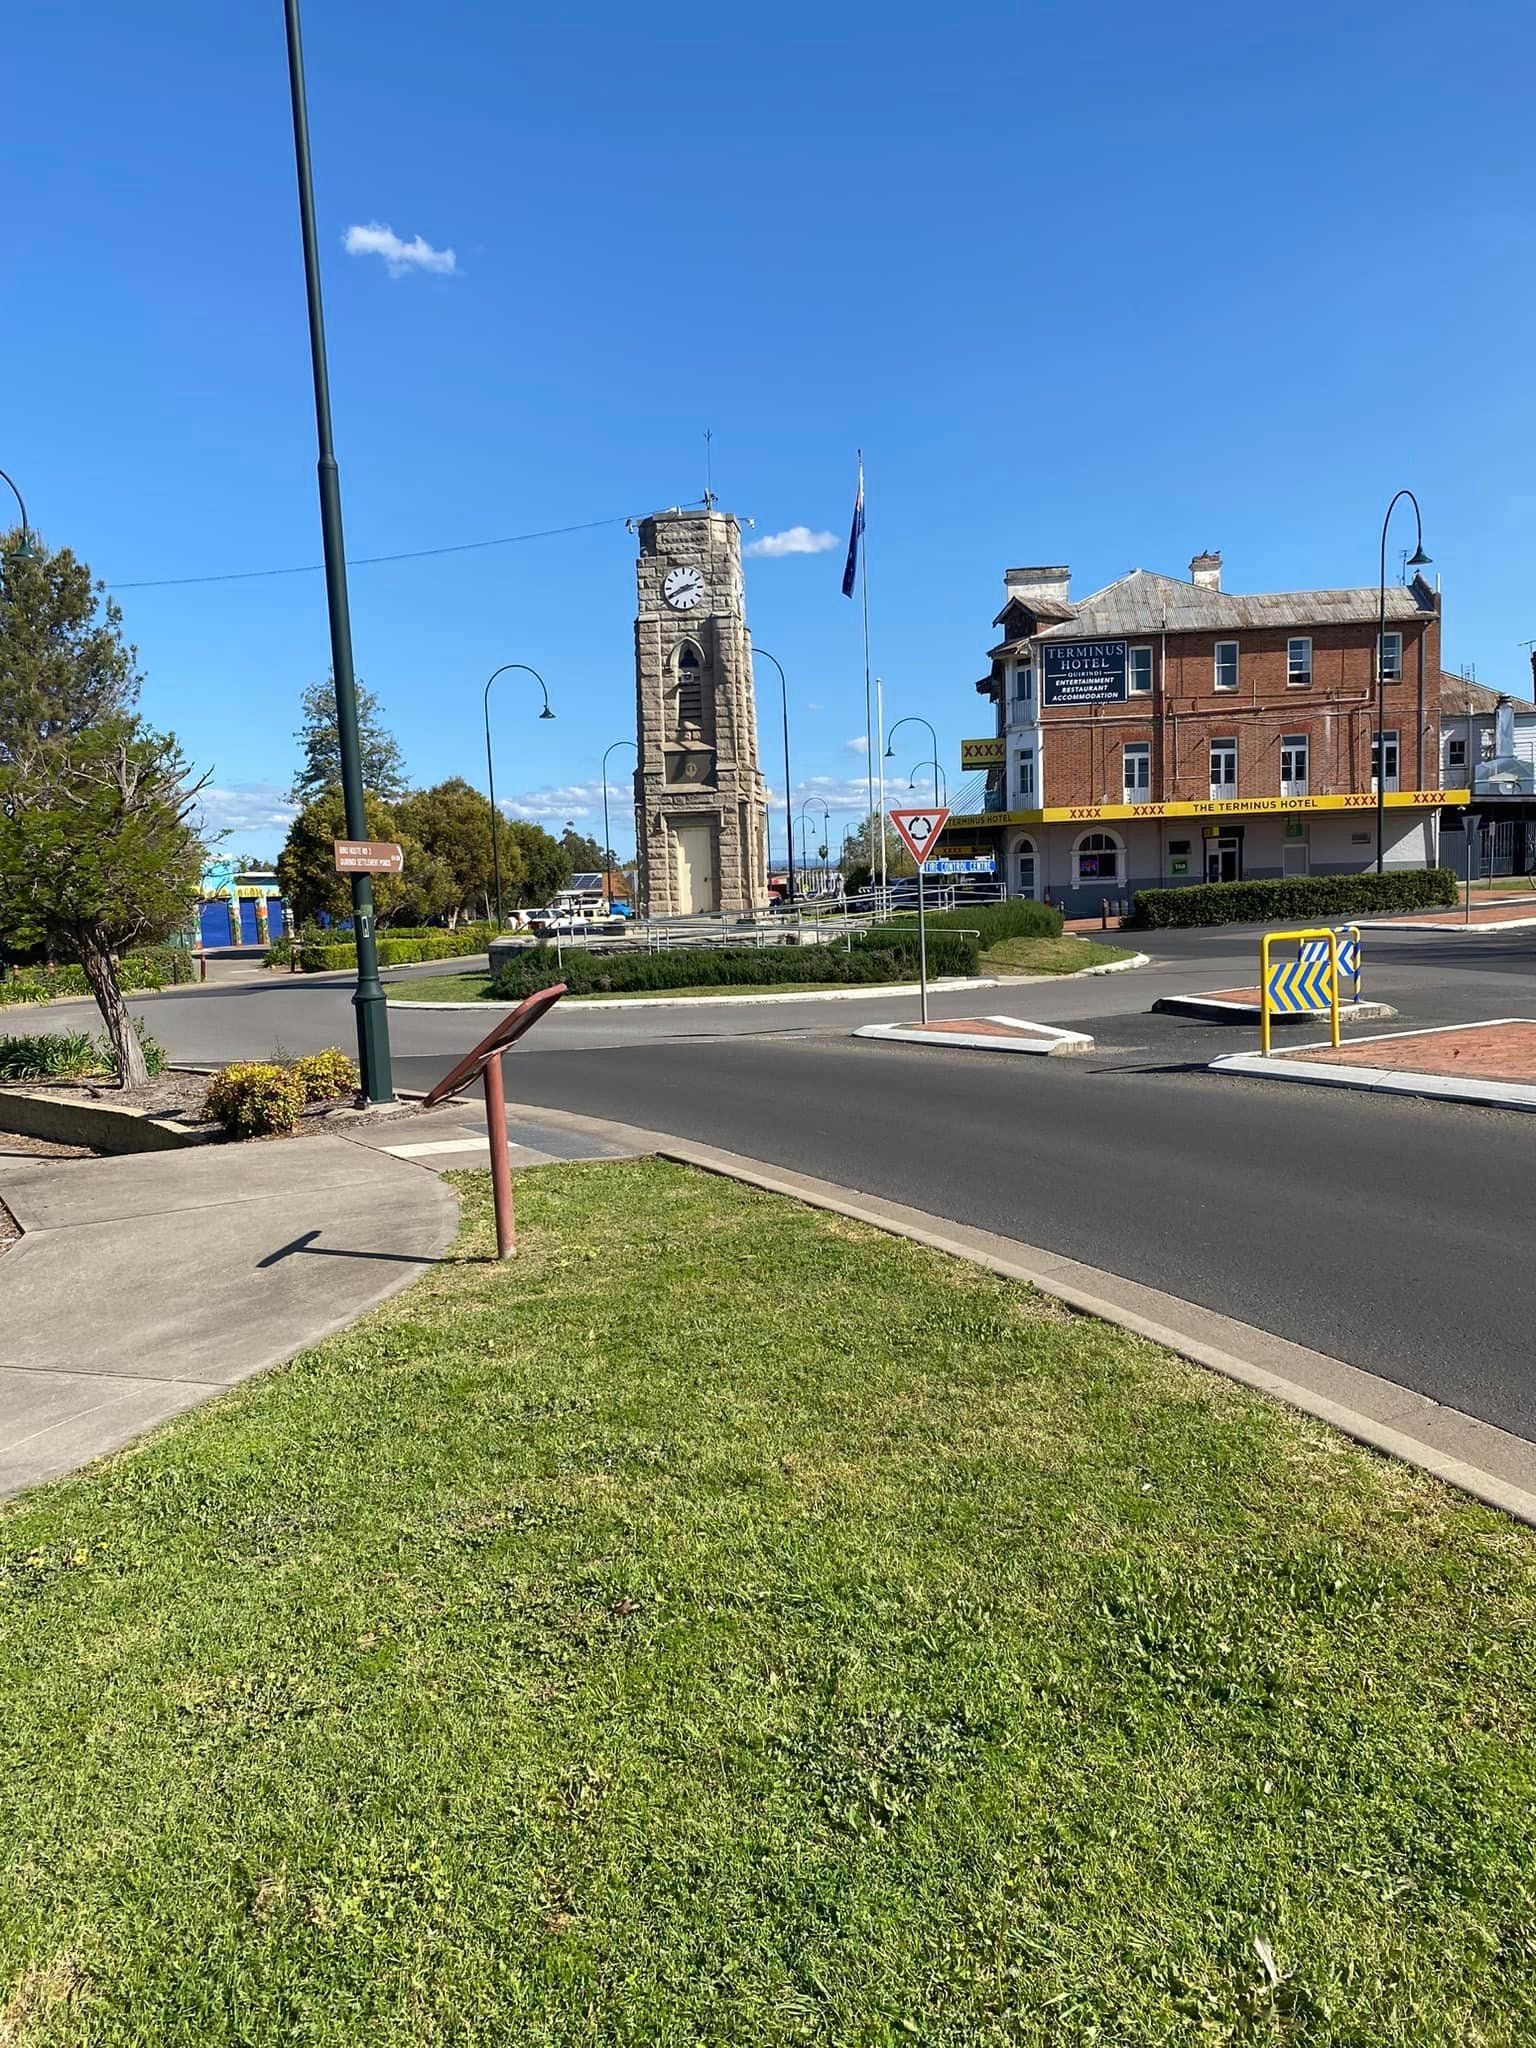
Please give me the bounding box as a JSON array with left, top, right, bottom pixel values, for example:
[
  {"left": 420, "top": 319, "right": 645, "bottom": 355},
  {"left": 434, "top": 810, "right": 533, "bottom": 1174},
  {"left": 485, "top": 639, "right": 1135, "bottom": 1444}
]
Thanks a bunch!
[{"left": 108, "top": 513, "right": 633, "bottom": 591}]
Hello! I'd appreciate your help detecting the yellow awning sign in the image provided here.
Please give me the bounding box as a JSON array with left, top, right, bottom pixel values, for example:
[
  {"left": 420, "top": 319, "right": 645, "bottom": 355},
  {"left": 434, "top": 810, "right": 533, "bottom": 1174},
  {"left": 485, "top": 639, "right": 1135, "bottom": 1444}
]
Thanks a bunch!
[{"left": 944, "top": 789, "right": 1465, "bottom": 831}]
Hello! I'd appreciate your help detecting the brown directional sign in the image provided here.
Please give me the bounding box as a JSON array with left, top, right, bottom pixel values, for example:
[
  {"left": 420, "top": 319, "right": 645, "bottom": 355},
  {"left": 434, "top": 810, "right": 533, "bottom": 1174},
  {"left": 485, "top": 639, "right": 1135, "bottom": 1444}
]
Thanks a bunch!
[
  {"left": 420, "top": 983, "right": 569, "bottom": 1108},
  {"left": 333, "top": 839, "right": 404, "bottom": 874}
]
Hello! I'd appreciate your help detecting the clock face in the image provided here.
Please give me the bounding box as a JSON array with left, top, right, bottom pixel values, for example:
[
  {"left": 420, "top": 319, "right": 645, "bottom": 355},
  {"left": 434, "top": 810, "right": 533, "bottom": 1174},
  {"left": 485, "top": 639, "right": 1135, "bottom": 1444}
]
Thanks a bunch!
[{"left": 663, "top": 565, "right": 705, "bottom": 611}]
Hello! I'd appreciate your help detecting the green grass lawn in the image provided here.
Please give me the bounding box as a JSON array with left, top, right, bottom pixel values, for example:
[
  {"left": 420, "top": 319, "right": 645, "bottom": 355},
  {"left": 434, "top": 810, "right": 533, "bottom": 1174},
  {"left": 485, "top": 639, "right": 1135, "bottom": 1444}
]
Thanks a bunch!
[
  {"left": 3, "top": 1162, "right": 1536, "bottom": 2044},
  {"left": 980, "top": 935, "right": 1137, "bottom": 975}
]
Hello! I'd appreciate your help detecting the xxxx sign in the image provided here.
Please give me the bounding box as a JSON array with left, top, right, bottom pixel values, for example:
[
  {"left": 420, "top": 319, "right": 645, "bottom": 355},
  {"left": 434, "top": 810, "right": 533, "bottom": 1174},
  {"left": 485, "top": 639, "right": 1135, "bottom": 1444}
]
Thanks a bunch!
[{"left": 888, "top": 806, "right": 950, "bottom": 868}]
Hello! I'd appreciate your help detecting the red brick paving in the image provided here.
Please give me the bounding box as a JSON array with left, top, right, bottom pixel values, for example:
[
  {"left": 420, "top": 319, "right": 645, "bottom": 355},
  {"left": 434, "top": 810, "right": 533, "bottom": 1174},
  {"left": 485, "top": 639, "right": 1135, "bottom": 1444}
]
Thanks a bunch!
[
  {"left": 1292, "top": 1021, "right": 1536, "bottom": 1081},
  {"left": 1382, "top": 903, "right": 1536, "bottom": 926}
]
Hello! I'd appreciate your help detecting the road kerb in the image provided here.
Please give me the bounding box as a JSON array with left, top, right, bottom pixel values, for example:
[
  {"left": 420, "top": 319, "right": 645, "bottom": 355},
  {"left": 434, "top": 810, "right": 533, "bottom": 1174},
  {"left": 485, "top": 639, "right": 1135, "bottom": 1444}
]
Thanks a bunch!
[
  {"left": 386, "top": 977, "right": 1000, "bottom": 1012},
  {"left": 496, "top": 1099, "right": 1536, "bottom": 1528},
  {"left": 853, "top": 1017, "right": 1095, "bottom": 1055}
]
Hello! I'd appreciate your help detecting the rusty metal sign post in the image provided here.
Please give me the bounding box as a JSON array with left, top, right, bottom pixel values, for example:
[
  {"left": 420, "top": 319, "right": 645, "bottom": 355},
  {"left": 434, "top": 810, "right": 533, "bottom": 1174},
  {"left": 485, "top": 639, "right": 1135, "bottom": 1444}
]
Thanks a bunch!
[{"left": 420, "top": 983, "right": 568, "bottom": 1258}]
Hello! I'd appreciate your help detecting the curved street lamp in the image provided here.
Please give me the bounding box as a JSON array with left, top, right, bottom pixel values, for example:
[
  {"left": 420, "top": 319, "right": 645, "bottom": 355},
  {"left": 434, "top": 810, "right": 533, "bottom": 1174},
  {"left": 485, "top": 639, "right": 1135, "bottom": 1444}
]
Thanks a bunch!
[
  {"left": 907, "top": 758, "right": 948, "bottom": 806},
  {"left": 483, "top": 663, "right": 554, "bottom": 929},
  {"left": 885, "top": 714, "right": 941, "bottom": 807},
  {"left": 798, "top": 798, "right": 830, "bottom": 893},
  {"left": 601, "top": 738, "right": 637, "bottom": 912},
  {"left": 1375, "top": 491, "right": 1430, "bottom": 874},
  {"left": 0, "top": 469, "right": 38, "bottom": 563},
  {"left": 753, "top": 644, "right": 795, "bottom": 902}
]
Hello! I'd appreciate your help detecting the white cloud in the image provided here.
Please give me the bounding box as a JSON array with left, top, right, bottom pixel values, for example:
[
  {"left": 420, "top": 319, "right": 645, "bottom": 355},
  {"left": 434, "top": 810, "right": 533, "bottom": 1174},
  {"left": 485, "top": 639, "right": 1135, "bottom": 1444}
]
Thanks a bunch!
[
  {"left": 196, "top": 783, "right": 296, "bottom": 850},
  {"left": 496, "top": 781, "right": 604, "bottom": 824},
  {"left": 805, "top": 702, "right": 825, "bottom": 713},
  {"left": 343, "top": 221, "right": 457, "bottom": 277},
  {"left": 744, "top": 526, "right": 840, "bottom": 559},
  {"left": 845, "top": 735, "right": 869, "bottom": 755}
]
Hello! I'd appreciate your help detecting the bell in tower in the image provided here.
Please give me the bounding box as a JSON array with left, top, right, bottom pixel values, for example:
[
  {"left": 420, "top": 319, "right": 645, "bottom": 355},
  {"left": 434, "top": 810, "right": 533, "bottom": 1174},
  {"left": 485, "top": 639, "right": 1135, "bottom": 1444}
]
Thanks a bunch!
[{"left": 632, "top": 507, "right": 769, "bottom": 916}]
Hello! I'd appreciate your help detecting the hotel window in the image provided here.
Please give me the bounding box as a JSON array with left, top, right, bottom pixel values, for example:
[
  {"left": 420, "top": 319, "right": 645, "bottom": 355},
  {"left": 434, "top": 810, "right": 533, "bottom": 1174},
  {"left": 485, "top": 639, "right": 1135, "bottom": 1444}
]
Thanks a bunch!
[
  {"left": 1280, "top": 734, "right": 1309, "bottom": 796},
  {"left": 1372, "top": 730, "right": 1400, "bottom": 793},
  {"left": 1012, "top": 661, "right": 1033, "bottom": 709},
  {"left": 1123, "top": 742, "right": 1151, "bottom": 799},
  {"left": 1016, "top": 748, "right": 1035, "bottom": 801},
  {"left": 1287, "top": 637, "right": 1312, "bottom": 688},
  {"left": 1214, "top": 641, "right": 1239, "bottom": 692},
  {"left": 1128, "top": 645, "right": 1154, "bottom": 695},
  {"left": 1210, "top": 738, "right": 1237, "bottom": 800},
  {"left": 1073, "top": 830, "right": 1122, "bottom": 884},
  {"left": 1379, "top": 631, "right": 1403, "bottom": 682},
  {"left": 1446, "top": 734, "right": 1467, "bottom": 773}
]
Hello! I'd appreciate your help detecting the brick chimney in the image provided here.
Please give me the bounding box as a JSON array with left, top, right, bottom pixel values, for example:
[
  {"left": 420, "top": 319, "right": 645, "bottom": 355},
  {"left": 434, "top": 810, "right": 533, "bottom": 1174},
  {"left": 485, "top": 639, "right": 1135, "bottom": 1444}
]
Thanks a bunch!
[
  {"left": 1190, "top": 551, "right": 1222, "bottom": 590},
  {"left": 1004, "top": 565, "right": 1070, "bottom": 606}
]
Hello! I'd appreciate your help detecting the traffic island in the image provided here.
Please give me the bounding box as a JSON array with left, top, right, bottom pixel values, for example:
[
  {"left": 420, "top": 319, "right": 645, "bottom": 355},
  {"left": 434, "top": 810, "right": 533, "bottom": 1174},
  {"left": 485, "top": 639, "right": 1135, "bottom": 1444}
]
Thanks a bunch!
[
  {"left": 854, "top": 1015, "right": 1095, "bottom": 1055},
  {"left": 1211, "top": 1019, "right": 1536, "bottom": 1110},
  {"left": 1154, "top": 988, "right": 1397, "bottom": 1025}
]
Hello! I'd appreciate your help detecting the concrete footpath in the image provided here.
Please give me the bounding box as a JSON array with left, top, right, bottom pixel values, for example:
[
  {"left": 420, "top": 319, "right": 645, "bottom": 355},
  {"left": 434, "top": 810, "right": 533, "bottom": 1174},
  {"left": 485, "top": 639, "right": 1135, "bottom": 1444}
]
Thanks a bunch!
[{"left": 0, "top": 1136, "right": 458, "bottom": 1500}]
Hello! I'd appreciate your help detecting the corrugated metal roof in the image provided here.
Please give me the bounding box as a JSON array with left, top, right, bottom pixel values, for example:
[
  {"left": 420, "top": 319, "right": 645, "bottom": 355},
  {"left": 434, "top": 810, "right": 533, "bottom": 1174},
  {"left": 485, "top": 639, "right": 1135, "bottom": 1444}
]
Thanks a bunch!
[
  {"left": 1440, "top": 670, "right": 1536, "bottom": 716},
  {"left": 1033, "top": 568, "right": 1435, "bottom": 640}
]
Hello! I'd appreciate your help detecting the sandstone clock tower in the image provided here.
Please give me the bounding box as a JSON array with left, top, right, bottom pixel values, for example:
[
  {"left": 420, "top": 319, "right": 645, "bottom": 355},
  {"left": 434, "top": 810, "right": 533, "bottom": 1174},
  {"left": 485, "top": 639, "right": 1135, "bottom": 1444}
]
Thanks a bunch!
[{"left": 633, "top": 506, "right": 769, "bottom": 916}]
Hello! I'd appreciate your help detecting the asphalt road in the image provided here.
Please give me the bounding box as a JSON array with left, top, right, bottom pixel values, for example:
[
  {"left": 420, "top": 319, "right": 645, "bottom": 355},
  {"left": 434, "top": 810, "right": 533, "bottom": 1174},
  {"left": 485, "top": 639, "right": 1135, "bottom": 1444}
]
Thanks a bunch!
[{"left": 30, "top": 922, "right": 1536, "bottom": 1439}]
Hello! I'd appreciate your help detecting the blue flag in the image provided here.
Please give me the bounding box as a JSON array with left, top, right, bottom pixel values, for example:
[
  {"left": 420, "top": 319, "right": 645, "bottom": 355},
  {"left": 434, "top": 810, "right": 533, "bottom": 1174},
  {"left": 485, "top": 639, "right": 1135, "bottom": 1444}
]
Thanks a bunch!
[{"left": 841, "top": 459, "right": 864, "bottom": 599}]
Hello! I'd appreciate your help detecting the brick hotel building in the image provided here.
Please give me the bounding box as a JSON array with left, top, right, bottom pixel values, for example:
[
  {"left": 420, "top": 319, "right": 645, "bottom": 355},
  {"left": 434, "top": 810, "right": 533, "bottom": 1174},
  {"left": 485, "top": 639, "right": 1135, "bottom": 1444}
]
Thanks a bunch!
[{"left": 945, "top": 552, "right": 1458, "bottom": 915}]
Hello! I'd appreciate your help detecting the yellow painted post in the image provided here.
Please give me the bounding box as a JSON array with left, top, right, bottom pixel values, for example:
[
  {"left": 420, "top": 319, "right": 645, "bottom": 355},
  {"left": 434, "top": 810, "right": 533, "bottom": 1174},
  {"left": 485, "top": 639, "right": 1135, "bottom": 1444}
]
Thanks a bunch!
[
  {"left": 1326, "top": 929, "right": 1340, "bottom": 1048},
  {"left": 1260, "top": 931, "right": 1273, "bottom": 1056}
]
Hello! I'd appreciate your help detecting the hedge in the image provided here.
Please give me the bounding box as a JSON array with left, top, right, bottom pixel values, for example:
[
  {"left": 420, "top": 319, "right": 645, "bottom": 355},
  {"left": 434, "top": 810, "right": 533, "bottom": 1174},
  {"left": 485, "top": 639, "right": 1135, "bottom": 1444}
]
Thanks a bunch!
[
  {"left": 0, "top": 947, "right": 196, "bottom": 1008},
  {"left": 486, "top": 929, "right": 980, "bottom": 1000},
  {"left": 1127, "top": 868, "right": 1460, "bottom": 930},
  {"left": 287, "top": 928, "right": 497, "bottom": 973},
  {"left": 886, "top": 900, "right": 1063, "bottom": 945}
]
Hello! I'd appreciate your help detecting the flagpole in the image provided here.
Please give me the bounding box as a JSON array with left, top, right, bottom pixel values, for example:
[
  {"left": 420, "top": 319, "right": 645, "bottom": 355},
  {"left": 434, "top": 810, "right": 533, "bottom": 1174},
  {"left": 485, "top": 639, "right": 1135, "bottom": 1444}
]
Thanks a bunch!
[
  {"left": 858, "top": 450, "right": 875, "bottom": 889},
  {"left": 876, "top": 675, "right": 887, "bottom": 892}
]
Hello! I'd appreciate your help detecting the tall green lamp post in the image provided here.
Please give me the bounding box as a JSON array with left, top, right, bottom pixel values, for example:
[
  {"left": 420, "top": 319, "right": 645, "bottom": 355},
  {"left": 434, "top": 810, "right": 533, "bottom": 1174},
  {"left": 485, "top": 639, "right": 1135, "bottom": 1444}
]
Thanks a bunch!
[
  {"left": 282, "top": 0, "right": 392, "bottom": 1102},
  {"left": 0, "top": 470, "right": 39, "bottom": 563}
]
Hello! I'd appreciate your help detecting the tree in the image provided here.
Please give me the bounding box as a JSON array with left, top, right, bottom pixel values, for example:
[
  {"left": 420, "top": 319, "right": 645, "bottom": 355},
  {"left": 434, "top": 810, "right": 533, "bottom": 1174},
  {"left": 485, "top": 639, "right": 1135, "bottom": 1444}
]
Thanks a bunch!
[
  {"left": 290, "top": 678, "right": 408, "bottom": 804},
  {"left": 0, "top": 529, "right": 141, "bottom": 762},
  {"left": 397, "top": 778, "right": 519, "bottom": 925},
  {"left": 840, "top": 816, "right": 917, "bottom": 891},
  {"left": 505, "top": 819, "right": 571, "bottom": 906},
  {"left": 559, "top": 826, "right": 608, "bottom": 874},
  {"left": 0, "top": 717, "right": 206, "bottom": 1085},
  {"left": 276, "top": 786, "right": 426, "bottom": 927}
]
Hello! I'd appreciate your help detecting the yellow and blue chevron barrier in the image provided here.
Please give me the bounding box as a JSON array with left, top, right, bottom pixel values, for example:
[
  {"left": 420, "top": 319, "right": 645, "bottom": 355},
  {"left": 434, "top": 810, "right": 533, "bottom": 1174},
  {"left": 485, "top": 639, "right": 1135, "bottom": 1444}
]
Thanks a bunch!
[
  {"left": 1300, "top": 925, "right": 1362, "bottom": 999},
  {"left": 1259, "top": 926, "right": 1342, "bottom": 1056}
]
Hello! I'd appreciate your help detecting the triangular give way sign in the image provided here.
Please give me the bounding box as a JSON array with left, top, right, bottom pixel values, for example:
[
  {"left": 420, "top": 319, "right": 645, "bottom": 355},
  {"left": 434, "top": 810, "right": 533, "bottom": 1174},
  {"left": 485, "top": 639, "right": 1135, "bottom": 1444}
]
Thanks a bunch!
[{"left": 888, "top": 806, "right": 950, "bottom": 868}]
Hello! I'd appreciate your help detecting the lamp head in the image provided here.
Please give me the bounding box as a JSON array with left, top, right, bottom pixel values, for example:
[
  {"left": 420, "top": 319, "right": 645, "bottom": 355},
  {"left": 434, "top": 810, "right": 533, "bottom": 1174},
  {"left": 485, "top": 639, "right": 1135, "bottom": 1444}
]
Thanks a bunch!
[
  {"left": 1408, "top": 543, "right": 1431, "bottom": 568},
  {"left": 539, "top": 704, "right": 556, "bottom": 720},
  {"left": 7, "top": 531, "right": 38, "bottom": 563}
]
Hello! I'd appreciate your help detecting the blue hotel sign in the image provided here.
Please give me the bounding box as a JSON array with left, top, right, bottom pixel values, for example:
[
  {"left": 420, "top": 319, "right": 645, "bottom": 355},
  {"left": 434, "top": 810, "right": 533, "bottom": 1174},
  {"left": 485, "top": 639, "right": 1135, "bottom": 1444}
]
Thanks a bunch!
[{"left": 1042, "top": 639, "right": 1127, "bottom": 707}]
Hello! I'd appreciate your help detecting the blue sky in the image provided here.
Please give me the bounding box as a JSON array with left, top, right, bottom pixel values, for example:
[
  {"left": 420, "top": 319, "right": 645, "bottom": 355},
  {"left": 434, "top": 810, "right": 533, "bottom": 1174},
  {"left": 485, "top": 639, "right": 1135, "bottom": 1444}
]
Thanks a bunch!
[{"left": 9, "top": 0, "right": 1536, "bottom": 858}]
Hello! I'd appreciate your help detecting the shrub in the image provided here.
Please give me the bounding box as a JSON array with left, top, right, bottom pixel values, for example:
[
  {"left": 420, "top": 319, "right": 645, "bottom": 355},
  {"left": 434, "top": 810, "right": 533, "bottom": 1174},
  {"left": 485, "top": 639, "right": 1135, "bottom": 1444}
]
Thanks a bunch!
[
  {"left": 290, "top": 929, "right": 497, "bottom": 973},
  {"left": 0, "top": 946, "right": 195, "bottom": 1007},
  {"left": 291, "top": 1048, "right": 361, "bottom": 1104},
  {"left": 0, "top": 1019, "right": 167, "bottom": 1082},
  {"left": 203, "top": 1062, "right": 307, "bottom": 1139},
  {"left": 486, "top": 930, "right": 980, "bottom": 1001},
  {"left": 1126, "top": 868, "right": 1460, "bottom": 930},
  {"left": 886, "top": 900, "right": 1063, "bottom": 945},
  {"left": 0, "top": 1031, "right": 100, "bottom": 1080}
]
